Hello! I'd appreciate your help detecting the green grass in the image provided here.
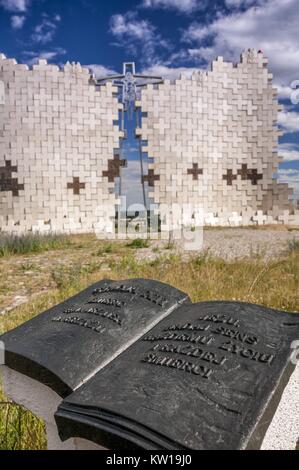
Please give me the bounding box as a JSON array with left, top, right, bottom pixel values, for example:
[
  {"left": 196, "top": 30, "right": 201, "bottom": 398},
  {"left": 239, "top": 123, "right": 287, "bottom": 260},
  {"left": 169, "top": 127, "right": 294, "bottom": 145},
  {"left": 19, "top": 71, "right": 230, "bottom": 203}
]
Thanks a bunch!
[
  {"left": 94, "top": 243, "right": 114, "bottom": 256},
  {"left": 0, "top": 233, "right": 71, "bottom": 257},
  {"left": 0, "top": 386, "right": 46, "bottom": 450},
  {"left": 126, "top": 238, "right": 149, "bottom": 249},
  {"left": 0, "top": 238, "right": 298, "bottom": 449}
]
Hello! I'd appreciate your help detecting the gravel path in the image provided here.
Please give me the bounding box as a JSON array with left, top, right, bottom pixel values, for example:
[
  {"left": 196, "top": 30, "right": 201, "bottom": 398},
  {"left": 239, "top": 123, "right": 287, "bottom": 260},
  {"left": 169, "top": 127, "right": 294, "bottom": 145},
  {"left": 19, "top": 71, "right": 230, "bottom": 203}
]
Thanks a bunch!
[
  {"left": 201, "top": 228, "right": 299, "bottom": 260},
  {"left": 134, "top": 228, "right": 299, "bottom": 262}
]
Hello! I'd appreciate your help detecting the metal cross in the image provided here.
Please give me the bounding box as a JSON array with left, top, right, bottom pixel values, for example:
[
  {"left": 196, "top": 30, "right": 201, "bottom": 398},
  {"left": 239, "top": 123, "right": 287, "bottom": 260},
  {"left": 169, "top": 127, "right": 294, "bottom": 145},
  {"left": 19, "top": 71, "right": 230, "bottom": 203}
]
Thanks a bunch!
[{"left": 96, "top": 62, "right": 163, "bottom": 120}]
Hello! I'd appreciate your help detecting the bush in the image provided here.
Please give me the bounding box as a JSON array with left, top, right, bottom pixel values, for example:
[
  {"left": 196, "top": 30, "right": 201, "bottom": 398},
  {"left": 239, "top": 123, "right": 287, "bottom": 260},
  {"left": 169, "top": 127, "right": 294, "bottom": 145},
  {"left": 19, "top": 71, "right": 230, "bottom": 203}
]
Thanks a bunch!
[{"left": 126, "top": 238, "right": 149, "bottom": 249}]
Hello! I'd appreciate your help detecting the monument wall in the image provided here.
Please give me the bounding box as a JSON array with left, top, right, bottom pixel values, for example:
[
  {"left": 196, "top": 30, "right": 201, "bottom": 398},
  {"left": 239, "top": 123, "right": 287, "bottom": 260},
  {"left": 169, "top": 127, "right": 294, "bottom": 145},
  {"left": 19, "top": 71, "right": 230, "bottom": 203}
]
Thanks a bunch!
[
  {"left": 137, "top": 49, "right": 299, "bottom": 226},
  {"left": 1, "top": 49, "right": 298, "bottom": 234},
  {"left": 0, "top": 54, "right": 122, "bottom": 233}
]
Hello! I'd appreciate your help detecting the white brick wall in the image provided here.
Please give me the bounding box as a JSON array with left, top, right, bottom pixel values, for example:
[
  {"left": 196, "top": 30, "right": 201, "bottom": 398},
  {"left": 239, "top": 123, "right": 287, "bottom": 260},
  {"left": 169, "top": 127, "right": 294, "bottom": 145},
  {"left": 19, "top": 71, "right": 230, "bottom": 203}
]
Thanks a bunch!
[
  {"left": 0, "top": 55, "right": 122, "bottom": 233},
  {"left": 138, "top": 49, "right": 299, "bottom": 226},
  {"left": 1, "top": 50, "right": 298, "bottom": 233}
]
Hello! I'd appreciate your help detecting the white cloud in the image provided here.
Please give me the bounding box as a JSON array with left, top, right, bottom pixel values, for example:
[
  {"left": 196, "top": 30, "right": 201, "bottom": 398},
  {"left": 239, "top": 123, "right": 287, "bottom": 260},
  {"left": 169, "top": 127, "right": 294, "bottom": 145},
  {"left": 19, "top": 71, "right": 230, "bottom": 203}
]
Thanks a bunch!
[
  {"left": 110, "top": 11, "right": 155, "bottom": 41},
  {"left": 11, "top": 14, "right": 25, "bottom": 29},
  {"left": 182, "top": 0, "right": 299, "bottom": 87},
  {"left": 1, "top": 1, "right": 36, "bottom": 31},
  {"left": 87, "top": 64, "right": 117, "bottom": 79},
  {"left": 278, "top": 168, "right": 299, "bottom": 196},
  {"left": 32, "top": 13, "right": 61, "bottom": 44},
  {"left": 141, "top": 0, "right": 203, "bottom": 14},
  {"left": 278, "top": 143, "right": 299, "bottom": 162},
  {"left": 123, "top": 142, "right": 139, "bottom": 154},
  {"left": 121, "top": 160, "right": 148, "bottom": 206},
  {"left": 278, "top": 110, "right": 299, "bottom": 134},
  {"left": 0, "top": 0, "right": 28, "bottom": 12},
  {"left": 109, "top": 11, "right": 171, "bottom": 65},
  {"left": 23, "top": 47, "right": 66, "bottom": 65},
  {"left": 141, "top": 64, "right": 198, "bottom": 80},
  {"left": 275, "top": 84, "right": 293, "bottom": 100},
  {"left": 225, "top": 0, "right": 260, "bottom": 7}
]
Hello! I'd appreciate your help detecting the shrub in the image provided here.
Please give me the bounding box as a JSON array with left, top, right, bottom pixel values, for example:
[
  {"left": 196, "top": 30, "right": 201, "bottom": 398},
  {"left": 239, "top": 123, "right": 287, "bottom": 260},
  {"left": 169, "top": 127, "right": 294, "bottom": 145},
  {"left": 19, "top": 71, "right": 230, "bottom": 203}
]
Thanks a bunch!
[{"left": 126, "top": 238, "right": 149, "bottom": 249}]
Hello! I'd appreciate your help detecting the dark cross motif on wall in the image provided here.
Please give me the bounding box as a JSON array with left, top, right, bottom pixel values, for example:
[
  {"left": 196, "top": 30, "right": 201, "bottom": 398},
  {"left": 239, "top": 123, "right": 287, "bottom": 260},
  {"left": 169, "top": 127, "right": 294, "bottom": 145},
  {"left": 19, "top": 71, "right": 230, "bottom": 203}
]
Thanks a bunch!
[
  {"left": 187, "top": 163, "right": 203, "bottom": 180},
  {"left": 142, "top": 169, "right": 160, "bottom": 187},
  {"left": 247, "top": 169, "right": 263, "bottom": 185},
  {"left": 223, "top": 169, "right": 237, "bottom": 186},
  {"left": 237, "top": 164, "right": 263, "bottom": 185},
  {"left": 187, "top": 163, "right": 202, "bottom": 180},
  {"left": 0, "top": 160, "right": 24, "bottom": 196},
  {"left": 237, "top": 164, "right": 249, "bottom": 180},
  {"left": 67, "top": 177, "right": 85, "bottom": 195},
  {"left": 102, "top": 155, "right": 127, "bottom": 182},
  {"left": 223, "top": 165, "right": 263, "bottom": 186}
]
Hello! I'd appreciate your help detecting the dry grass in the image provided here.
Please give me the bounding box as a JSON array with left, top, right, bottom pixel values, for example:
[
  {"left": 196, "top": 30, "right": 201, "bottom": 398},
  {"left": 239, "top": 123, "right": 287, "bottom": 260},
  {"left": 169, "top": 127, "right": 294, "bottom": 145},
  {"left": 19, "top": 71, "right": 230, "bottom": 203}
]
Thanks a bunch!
[
  {"left": 0, "top": 387, "right": 46, "bottom": 450},
  {"left": 0, "top": 233, "right": 298, "bottom": 449}
]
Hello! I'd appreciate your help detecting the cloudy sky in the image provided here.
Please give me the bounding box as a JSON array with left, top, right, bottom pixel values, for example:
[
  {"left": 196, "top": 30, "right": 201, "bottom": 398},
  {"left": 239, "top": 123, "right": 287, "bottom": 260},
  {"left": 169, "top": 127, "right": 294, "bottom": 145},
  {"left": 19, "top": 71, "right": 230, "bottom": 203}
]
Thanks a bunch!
[{"left": 0, "top": 0, "right": 299, "bottom": 203}]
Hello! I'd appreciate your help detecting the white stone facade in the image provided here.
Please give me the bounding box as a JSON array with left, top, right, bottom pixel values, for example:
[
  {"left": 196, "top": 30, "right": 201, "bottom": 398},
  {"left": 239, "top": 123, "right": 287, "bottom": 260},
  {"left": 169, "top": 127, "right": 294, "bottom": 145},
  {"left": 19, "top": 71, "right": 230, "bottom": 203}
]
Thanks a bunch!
[
  {"left": 1, "top": 50, "right": 298, "bottom": 234},
  {"left": 0, "top": 54, "right": 123, "bottom": 233},
  {"left": 137, "top": 50, "right": 299, "bottom": 226}
]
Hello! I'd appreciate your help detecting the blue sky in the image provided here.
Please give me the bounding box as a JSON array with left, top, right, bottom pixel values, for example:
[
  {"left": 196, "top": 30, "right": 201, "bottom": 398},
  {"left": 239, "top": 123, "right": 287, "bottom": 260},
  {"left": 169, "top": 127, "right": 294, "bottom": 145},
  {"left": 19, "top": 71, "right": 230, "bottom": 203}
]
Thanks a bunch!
[{"left": 0, "top": 0, "right": 299, "bottom": 203}]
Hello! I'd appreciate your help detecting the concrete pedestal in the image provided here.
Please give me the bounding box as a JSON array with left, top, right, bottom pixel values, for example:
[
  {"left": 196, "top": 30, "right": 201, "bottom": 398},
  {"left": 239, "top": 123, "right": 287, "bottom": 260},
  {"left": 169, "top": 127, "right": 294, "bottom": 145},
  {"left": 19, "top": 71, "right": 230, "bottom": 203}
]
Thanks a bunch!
[{"left": 261, "top": 363, "right": 299, "bottom": 450}]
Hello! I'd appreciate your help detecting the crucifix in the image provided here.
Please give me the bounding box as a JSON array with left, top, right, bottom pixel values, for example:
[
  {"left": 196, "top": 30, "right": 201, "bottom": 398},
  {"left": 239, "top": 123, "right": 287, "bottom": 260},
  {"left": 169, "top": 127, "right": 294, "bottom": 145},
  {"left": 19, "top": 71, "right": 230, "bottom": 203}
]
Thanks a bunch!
[
  {"left": 96, "top": 62, "right": 163, "bottom": 118},
  {"left": 96, "top": 63, "right": 163, "bottom": 209}
]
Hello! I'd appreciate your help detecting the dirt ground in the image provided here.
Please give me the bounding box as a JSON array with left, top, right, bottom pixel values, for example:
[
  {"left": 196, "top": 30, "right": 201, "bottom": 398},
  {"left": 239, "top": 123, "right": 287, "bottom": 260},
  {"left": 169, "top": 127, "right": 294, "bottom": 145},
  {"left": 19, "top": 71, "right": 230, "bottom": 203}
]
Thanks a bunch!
[{"left": 0, "top": 227, "right": 298, "bottom": 317}]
